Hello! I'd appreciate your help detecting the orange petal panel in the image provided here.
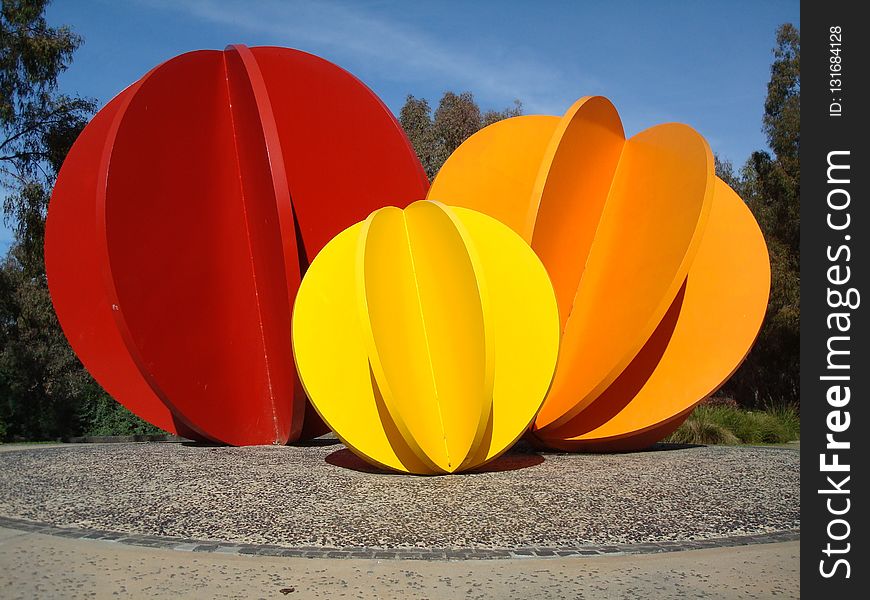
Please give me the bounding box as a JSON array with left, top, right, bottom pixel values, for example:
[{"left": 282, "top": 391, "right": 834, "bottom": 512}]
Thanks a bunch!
[
  {"left": 536, "top": 179, "right": 770, "bottom": 449},
  {"left": 534, "top": 122, "right": 714, "bottom": 431}
]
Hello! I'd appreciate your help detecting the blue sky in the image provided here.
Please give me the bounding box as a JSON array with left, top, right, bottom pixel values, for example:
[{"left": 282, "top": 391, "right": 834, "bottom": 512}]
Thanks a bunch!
[{"left": 2, "top": 0, "right": 799, "bottom": 250}]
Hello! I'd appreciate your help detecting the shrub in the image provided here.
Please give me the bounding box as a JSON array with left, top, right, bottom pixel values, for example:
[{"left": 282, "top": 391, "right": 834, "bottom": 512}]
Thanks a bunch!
[
  {"left": 667, "top": 408, "right": 739, "bottom": 445},
  {"left": 665, "top": 403, "right": 799, "bottom": 445}
]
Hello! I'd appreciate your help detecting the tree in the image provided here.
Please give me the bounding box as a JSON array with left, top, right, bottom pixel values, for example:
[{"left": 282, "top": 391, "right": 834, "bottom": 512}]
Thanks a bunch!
[
  {"left": 399, "top": 96, "right": 440, "bottom": 180},
  {"left": 0, "top": 245, "right": 103, "bottom": 440},
  {"left": 399, "top": 91, "right": 521, "bottom": 180},
  {"left": 720, "top": 23, "right": 800, "bottom": 408},
  {"left": 0, "top": 0, "right": 152, "bottom": 440},
  {"left": 713, "top": 155, "right": 740, "bottom": 191},
  {"left": 2, "top": 0, "right": 96, "bottom": 271}
]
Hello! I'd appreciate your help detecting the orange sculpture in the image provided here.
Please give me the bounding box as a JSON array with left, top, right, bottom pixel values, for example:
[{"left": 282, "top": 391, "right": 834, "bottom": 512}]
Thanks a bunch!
[{"left": 428, "top": 96, "right": 770, "bottom": 451}]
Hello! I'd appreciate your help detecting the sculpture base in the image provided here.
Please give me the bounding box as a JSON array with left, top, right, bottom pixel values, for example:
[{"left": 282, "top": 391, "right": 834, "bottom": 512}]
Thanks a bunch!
[{"left": 0, "top": 441, "right": 798, "bottom": 553}]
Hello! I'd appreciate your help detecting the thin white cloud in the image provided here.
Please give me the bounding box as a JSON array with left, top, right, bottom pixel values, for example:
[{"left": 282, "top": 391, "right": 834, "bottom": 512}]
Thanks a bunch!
[{"left": 135, "top": 0, "right": 597, "bottom": 114}]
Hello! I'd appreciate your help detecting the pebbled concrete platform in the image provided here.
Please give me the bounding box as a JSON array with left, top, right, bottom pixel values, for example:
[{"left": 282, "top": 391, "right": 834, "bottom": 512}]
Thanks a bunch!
[{"left": 0, "top": 441, "right": 798, "bottom": 554}]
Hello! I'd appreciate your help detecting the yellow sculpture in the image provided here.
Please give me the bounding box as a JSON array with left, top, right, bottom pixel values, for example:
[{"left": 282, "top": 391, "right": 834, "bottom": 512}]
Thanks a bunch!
[
  {"left": 428, "top": 96, "right": 770, "bottom": 451},
  {"left": 292, "top": 200, "right": 560, "bottom": 473}
]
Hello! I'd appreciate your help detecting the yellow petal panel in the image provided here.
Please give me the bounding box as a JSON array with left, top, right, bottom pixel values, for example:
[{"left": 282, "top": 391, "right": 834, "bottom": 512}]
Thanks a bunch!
[
  {"left": 450, "top": 207, "right": 560, "bottom": 468},
  {"left": 291, "top": 223, "right": 432, "bottom": 474},
  {"left": 359, "top": 203, "right": 491, "bottom": 472},
  {"left": 293, "top": 200, "right": 559, "bottom": 474}
]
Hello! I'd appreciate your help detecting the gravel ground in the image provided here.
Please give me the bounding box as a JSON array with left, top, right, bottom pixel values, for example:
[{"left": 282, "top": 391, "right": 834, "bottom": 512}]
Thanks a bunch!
[{"left": 0, "top": 442, "right": 799, "bottom": 550}]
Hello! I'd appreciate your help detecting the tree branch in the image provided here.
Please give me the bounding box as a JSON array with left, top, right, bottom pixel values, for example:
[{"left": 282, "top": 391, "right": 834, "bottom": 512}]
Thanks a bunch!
[
  {"left": 0, "top": 151, "right": 47, "bottom": 163},
  {"left": 0, "top": 107, "right": 80, "bottom": 152}
]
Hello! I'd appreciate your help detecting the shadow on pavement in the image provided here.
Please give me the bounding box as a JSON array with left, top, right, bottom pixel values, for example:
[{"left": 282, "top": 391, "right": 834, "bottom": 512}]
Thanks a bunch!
[
  {"left": 324, "top": 448, "right": 545, "bottom": 475},
  {"left": 291, "top": 436, "right": 343, "bottom": 448}
]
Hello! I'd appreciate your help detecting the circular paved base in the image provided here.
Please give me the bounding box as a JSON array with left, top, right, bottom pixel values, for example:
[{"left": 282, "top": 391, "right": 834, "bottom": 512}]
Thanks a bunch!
[{"left": 0, "top": 442, "right": 798, "bottom": 554}]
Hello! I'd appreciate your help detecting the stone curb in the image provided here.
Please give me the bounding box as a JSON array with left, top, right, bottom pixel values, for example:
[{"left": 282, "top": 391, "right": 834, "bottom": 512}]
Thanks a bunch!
[
  {"left": 65, "top": 434, "right": 188, "bottom": 444},
  {"left": 0, "top": 515, "right": 799, "bottom": 561}
]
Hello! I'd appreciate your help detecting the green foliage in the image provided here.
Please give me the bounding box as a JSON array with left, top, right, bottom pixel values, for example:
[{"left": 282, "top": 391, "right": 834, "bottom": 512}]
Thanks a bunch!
[
  {"left": 763, "top": 24, "right": 800, "bottom": 178},
  {"left": 1, "top": 245, "right": 83, "bottom": 439},
  {"left": 719, "top": 23, "right": 800, "bottom": 408},
  {"left": 399, "top": 91, "right": 521, "bottom": 180},
  {"left": 666, "top": 408, "right": 739, "bottom": 446},
  {"left": 0, "top": 223, "right": 161, "bottom": 441},
  {"left": 713, "top": 155, "right": 740, "bottom": 191},
  {"left": 1, "top": 0, "right": 80, "bottom": 125},
  {"left": 666, "top": 403, "right": 800, "bottom": 446},
  {"left": 2, "top": 0, "right": 96, "bottom": 267},
  {"left": 764, "top": 402, "right": 801, "bottom": 439},
  {"left": 0, "top": 0, "right": 157, "bottom": 441},
  {"left": 78, "top": 391, "right": 162, "bottom": 437}
]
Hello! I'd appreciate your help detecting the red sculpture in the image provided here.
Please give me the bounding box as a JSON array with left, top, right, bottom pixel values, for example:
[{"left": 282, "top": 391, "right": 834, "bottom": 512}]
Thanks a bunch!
[{"left": 45, "top": 45, "right": 429, "bottom": 445}]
